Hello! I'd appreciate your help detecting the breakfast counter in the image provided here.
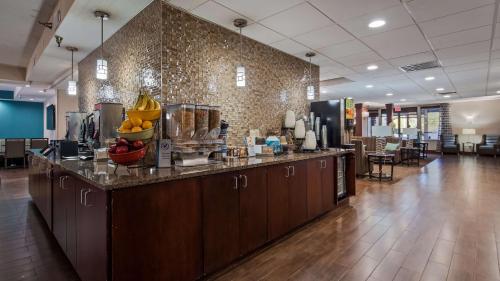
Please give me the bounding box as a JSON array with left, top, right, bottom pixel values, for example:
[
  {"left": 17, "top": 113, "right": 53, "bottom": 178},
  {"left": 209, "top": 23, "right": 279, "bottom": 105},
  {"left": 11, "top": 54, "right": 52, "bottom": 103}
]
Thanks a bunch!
[
  {"left": 30, "top": 148, "right": 351, "bottom": 190},
  {"left": 28, "top": 148, "right": 355, "bottom": 281}
]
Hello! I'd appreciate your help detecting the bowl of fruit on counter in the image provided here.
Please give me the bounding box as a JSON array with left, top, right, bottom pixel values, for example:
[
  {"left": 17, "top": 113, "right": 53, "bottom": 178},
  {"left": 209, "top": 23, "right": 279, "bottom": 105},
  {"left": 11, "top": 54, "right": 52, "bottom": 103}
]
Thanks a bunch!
[
  {"left": 118, "top": 117, "right": 154, "bottom": 141},
  {"left": 108, "top": 138, "right": 147, "bottom": 166},
  {"left": 127, "top": 90, "right": 161, "bottom": 121}
]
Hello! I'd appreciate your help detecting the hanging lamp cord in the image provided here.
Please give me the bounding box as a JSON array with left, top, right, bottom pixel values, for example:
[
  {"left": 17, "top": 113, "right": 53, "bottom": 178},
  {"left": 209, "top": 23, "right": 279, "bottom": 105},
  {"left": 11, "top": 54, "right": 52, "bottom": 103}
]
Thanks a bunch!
[
  {"left": 239, "top": 27, "right": 242, "bottom": 65},
  {"left": 309, "top": 57, "right": 312, "bottom": 87},
  {"left": 71, "top": 49, "right": 74, "bottom": 80},
  {"left": 100, "top": 16, "right": 104, "bottom": 59}
]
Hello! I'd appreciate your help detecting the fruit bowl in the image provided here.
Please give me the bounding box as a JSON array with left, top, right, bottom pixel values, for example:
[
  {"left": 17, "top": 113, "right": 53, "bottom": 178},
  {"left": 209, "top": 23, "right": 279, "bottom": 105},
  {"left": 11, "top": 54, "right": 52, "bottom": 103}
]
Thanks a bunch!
[
  {"left": 127, "top": 109, "right": 161, "bottom": 121},
  {"left": 117, "top": 127, "right": 154, "bottom": 141},
  {"left": 108, "top": 147, "right": 147, "bottom": 166}
]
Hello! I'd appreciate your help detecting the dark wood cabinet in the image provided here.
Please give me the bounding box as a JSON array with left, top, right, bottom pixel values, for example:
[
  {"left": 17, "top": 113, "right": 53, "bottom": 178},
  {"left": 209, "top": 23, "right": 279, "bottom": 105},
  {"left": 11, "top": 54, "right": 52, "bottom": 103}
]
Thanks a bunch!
[
  {"left": 267, "top": 160, "right": 308, "bottom": 240},
  {"left": 111, "top": 179, "right": 202, "bottom": 281},
  {"left": 288, "top": 161, "right": 308, "bottom": 229},
  {"left": 202, "top": 172, "right": 240, "bottom": 274},
  {"left": 321, "top": 157, "right": 335, "bottom": 212},
  {"left": 52, "top": 170, "right": 77, "bottom": 267},
  {"left": 267, "top": 164, "right": 290, "bottom": 240},
  {"left": 238, "top": 167, "right": 268, "bottom": 256},
  {"left": 75, "top": 182, "right": 108, "bottom": 281},
  {"left": 307, "top": 159, "right": 323, "bottom": 219},
  {"left": 29, "top": 158, "right": 52, "bottom": 230}
]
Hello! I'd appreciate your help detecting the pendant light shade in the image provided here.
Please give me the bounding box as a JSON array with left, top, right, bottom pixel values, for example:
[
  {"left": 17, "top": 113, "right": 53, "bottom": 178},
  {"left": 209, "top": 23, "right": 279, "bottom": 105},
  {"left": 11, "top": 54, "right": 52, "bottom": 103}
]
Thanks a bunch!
[
  {"left": 305, "top": 52, "right": 316, "bottom": 100},
  {"left": 96, "top": 59, "right": 108, "bottom": 80},
  {"left": 95, "top": 11, "right": 110, "bottom": 80},
  {"left": 66, "top": 46, "right": 78, "bottom": 96},
  {"left": 234, "top": 19, "right": 247, "bottom": 88}
]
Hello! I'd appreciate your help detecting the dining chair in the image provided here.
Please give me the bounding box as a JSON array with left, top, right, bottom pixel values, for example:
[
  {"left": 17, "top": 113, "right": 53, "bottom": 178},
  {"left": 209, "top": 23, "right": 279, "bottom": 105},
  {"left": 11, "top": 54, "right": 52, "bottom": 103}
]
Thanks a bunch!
[
  {"left": 30, "top": 138, "right": 49, "bottom": 149},
  {"left": 5, "top": 139, "right": 26, "bottom": 168}
]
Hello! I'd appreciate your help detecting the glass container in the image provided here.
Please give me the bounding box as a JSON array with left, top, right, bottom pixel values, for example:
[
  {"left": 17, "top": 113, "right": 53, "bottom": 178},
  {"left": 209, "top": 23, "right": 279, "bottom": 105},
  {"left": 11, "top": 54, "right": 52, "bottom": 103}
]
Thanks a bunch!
[
  {"left": 207, "top": 106, "right": 221, "bottom": 140},
  {"left": 166, "top": 104, "right": 195, "bottom": 142},
  {"left": 193, "top": 105, "right": 209, "bottom": 140}
]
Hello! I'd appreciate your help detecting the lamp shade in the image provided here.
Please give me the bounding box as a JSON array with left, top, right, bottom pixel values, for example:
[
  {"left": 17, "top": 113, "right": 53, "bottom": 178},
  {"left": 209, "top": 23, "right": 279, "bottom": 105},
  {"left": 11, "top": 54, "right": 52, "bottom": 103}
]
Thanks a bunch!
[
  {"left": 462, "top": 128, "right": 476, "bottom": 135},
  {"left": 372, "top": 126, "right": 393, "bottom": 137},
  {"left": 402, "top": 128, "right": 419, "bottom": 138}
]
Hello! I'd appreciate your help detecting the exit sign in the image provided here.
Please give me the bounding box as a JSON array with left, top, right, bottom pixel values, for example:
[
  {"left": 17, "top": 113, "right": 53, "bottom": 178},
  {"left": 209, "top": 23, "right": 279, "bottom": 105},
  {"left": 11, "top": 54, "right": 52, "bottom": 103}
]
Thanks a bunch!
[{"left": 394, "top": 105, "right": 401, "bottom": 112}]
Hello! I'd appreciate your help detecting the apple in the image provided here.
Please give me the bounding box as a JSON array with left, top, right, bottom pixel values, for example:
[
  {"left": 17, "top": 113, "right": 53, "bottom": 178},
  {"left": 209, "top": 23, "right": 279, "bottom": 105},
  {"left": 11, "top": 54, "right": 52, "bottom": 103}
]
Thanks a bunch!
[
  {"left": 108, "top": 144, "right": 117, "bottom": 154},
  {"left": 116, "top": 145, "right": 129, "bottom": 154},
  {"left": 117, "top": 138, "right": 129, "bottom": 146},
  {"left": 132, "top": 140, "right": 144, "bottom": 150}
]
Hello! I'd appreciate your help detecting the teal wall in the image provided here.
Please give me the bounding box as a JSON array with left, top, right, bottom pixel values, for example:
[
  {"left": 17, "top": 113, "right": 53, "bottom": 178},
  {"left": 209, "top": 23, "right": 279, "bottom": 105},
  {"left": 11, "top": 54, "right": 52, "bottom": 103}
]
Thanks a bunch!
[
  {"left": 0, "top": 100, "right": 44, "bottom": 138},
  {"left": 0, "top": 90, "right": 14, "bottom": 99}
]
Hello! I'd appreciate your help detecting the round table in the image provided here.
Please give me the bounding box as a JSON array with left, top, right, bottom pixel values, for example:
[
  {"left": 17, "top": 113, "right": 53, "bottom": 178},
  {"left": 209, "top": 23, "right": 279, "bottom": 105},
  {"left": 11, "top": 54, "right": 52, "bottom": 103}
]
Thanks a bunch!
[{"left": 367, "top": 153, "right": 395, "bottom": 181}]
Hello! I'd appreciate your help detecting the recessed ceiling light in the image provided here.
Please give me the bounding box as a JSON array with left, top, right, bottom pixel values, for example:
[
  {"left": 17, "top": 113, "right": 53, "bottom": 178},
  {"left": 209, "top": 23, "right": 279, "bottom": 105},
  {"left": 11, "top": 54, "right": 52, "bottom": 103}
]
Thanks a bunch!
[
  {"left": 39, "top": 90, "right": 44, "bottom": 93},
  {"left": 366, "top": 84, "right": 374, "bottom": 88},
  {"left": 347, "top": 96, "right": 353, "bottom": 99},
  {"left": 367, "top": 64, "right": 378, "bottom": 71},
  {"left": 386, "top": 93, "right": 393, "bottom": 96},
  {"left": 496, "top": 90, "right": 500, "bottom": 94},
  {"left": 25, "top": 84, "right": 31, "bottom": 88},
  {"left": 443, "top": 95, "right": 451, "bottom": 98},
  {"left": 400, "top": 99, "right": 407, "bottom": 102},
  {"left": 425, "top": 76, "right": 435, "bottom": 81},
  {"left": 29, "top": 98, "right": 34, "bottom": 101},
  {"left": 436, "top": 88, "right": 444, "bottom": 92},
  {"left": 368, "top": 19, "right": 386, "bottom": 28}
]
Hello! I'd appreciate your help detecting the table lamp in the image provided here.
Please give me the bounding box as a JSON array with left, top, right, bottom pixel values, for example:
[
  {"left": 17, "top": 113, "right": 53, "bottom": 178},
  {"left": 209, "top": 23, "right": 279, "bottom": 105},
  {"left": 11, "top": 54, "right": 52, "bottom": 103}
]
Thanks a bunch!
[
  {"left": 462, "top": 128, "right": 476, "bottom": 143},
  {"left": 372, "top": 126, "right": 393, "bottom": 152}
]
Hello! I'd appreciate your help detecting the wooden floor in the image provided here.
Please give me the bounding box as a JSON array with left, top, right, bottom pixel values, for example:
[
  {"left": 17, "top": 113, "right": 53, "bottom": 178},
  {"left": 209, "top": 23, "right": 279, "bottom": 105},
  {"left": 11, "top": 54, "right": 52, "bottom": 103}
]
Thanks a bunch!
[{"left": 0, "top": 155, "right": 499, "bottom": 281}]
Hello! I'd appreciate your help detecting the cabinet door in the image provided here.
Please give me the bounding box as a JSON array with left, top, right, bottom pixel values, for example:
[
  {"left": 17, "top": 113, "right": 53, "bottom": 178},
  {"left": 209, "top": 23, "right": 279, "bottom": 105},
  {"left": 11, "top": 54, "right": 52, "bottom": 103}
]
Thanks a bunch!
[
  {"left": 76, "top": 183, "right": 108, "bottom": 281},
  {"left": 321, "top": 157, "right": 335, "bottom": 212},
  {"left": 239, "top": 167, "right": 268, "bottom": 255},
  {"left": 306, "top": 159, "right": 323, "bottom": 219},
  {"left": 267, "top": 164, "right": 290, "bottom": 240},
  {"left": 52, "top": 172, "right": 67, "bottom": 252},
  {"left": 202, "top": 172, "right": 240, "bottom": 274},
  {"left": 66, "top": 176, "right": 77, "bottom": 268},
  {"left": 38, "top": 161, "right": 53, "bottom": 229},
  {"left": 288, "top": 161, "right": 308, "bottom": 229},
  {"left": 28, "top": 156, "right": 39, "bottom": 202}
]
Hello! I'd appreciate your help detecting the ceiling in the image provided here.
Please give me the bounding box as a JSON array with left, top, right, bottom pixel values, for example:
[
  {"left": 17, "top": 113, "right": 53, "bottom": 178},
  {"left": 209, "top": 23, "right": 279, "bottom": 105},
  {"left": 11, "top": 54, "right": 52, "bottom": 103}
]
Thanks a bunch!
[
  {"left": 0, "top": 0, "right": 57, "bottom": 67},
  {"left": 166, "top": 0, "right": 500, "bottom": 105}
]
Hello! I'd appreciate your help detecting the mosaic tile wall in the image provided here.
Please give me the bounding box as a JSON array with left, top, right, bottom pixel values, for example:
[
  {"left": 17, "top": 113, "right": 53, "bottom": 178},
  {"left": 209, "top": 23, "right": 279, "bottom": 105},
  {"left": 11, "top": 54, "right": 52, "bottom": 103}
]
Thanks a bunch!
[
  {"left": 78, "top": 0, "right": 319, "bottom": 145},
  {"left": 78, "top": 0, "right": 162, "bottom": 113}
]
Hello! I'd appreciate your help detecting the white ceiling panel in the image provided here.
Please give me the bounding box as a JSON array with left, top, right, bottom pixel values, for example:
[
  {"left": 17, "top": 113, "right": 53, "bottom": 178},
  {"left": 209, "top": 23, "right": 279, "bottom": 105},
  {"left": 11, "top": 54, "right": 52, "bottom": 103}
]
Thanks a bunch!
[
  {"left": 244, "top": 23, "right": 285, "bottom": 45},
  {"left": 431, "top": 25, "right": 492, "bottom": 50},
  {"left": 334, "top": 51, "right": 384, "bottom": 67},
  {"left": 269, "top": 39, "right": 309, "bottom": 55},
  {"left": 436, "top": 41, "right": 491, "bottom": 66},
  {"left": 167, "top": 0, "right": 208, "bottom": 11},
  {"left": 388, "top": 52, "right": 436, "bottom": 67},
  {"left": 308, "top": 0, "right": 400, "bottom": 22},
  {"left": 338, "top": 5, "right": 413, "bottom": 38},
  {"left": 361, "top": 25, "right": 430, "bottom": 59},
  {"left": 320, "top": 63, "right": 355, "bottom": 76},
  {"left": 259, "top": 3, "right": 331, "bottom": 37},
  {"left": 443, "top": 61, "right": 489, "bottom": 73},
  {"left": 419, "top": 5, "right": 494, "bottom": 38},
  {"left": 214, "top": 0, "right": 304, "bottom": 21},
  {"left": 293, "top": 24, "right": 354, "bottom": 49},
  {"left": 319, "top": 40, "right": 371, "bottom": 59},
  {"left": 406, "top": 0, "right": 494, "bottom": 23},
  {"left": 192, "top": 1, "right": 250, "bottom": 30}
]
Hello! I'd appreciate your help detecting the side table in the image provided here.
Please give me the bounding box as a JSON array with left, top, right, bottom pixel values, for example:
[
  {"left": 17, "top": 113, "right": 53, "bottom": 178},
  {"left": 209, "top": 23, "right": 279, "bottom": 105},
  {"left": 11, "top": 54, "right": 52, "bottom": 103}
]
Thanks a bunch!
[
  {"left": 367, "top": 153, "right": 395, "bottom": 181},
  {"left": 401, "top": 147, "right": 420, "bottom": 166}
]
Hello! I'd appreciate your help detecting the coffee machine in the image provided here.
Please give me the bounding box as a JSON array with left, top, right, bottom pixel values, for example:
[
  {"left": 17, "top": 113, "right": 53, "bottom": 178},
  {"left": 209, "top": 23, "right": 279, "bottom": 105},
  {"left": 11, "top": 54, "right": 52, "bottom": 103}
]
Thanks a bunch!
[{"left": 87, "top": 103, "right": 123, "bottom": 148}]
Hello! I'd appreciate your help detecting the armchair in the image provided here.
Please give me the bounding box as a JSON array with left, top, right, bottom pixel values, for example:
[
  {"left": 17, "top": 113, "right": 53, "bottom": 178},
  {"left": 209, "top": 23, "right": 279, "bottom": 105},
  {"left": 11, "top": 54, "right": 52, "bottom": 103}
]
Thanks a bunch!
[
  {"left": 352, "top": 140, "right": 370, "bottom": 176},
  {"left": 440, "top": 135, "right": 459, "bottom": 155},
  {"left": 477, "top": 135, "right": 499, "bottom": 157}
]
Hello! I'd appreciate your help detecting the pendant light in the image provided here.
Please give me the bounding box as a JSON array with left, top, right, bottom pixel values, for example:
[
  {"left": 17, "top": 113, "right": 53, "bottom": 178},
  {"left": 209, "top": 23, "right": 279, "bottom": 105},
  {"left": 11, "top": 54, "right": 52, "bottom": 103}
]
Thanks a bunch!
[
  {"left": 305, "top": 52, "right": 316, "bottom": 100},
  {"left": 66, "top": 46, "right": 78, "bottom": 96},
  {"left": 234, "top": 18, "right": 247, "bottom": 88},
  {"left": 95, "top": 11, "right": 110, "bottom": 80}
]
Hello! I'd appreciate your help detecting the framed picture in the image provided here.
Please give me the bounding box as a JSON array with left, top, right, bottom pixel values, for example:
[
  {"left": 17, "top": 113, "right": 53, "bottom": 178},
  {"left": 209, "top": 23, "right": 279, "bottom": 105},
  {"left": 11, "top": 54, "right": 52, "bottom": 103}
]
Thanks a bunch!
[{"left": 46, "top": 104, "right": 56, "bottom": 130}]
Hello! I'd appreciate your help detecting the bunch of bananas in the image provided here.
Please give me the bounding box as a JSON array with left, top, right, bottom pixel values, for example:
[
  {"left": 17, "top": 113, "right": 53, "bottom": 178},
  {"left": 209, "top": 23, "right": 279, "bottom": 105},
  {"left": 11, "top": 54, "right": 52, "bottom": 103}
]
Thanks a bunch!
[{"left": 133, "top": 91, "right": 161, "bottom": 111}]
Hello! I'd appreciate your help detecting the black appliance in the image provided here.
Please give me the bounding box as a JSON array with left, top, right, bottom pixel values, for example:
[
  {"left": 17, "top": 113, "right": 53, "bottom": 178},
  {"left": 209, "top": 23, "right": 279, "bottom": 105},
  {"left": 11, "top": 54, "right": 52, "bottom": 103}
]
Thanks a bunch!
[
  {"left": 337, "top": 156, "right": 347, "bottom": 201},
  {"left": 310, "top": 100, "right": 343, "bottom": 148},
  {"left": 60, "top": 141, "right": 79, "bottom": 159}
]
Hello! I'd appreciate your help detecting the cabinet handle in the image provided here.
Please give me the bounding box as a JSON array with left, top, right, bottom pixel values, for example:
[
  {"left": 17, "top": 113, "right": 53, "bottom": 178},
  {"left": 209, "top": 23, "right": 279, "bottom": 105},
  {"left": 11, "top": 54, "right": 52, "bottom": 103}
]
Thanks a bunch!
[
  {"left": 233, "top": 176, "right": 239, "bottom": 190},
  {"left": 290, "top": 165, "right": 295, "bottom": 176},
  {"left": 60, "top": 176, "right": 69, "bottom": 190},
  {"left": 83, "top": 189, "right": 93, "bottom": 207},
  {"left": 241, "top": 175, "right": 248, "bottom": 189},
  {"left": 323, "top": 160, "right": 327, "bottom": 169},
  {"left": 285, "top": 166, "right": 290, "bottom": 178},
  {"left": 80, "top": 188, "right": 85, "bottom": 205}
]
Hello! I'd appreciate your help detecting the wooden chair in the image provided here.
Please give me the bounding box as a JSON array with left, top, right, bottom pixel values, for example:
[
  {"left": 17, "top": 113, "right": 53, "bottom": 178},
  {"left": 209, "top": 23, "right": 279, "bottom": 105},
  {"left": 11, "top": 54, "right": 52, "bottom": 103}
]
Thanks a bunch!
[
  {"left": 5, "top": 139, "right": 26, "bottom": 168},
  {"left": 30, "top": 138, "right": 49, "bottom": 149}
]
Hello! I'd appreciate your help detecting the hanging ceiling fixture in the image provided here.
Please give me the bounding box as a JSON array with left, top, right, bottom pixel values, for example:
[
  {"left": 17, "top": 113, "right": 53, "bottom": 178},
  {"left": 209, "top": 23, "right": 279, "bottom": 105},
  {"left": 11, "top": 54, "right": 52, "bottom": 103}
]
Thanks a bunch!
[
  {"left": 306, "top": 52, "right": 316, "bottom": 100},
  {"left": 234, "top": 18, "right": 247, "bottom": 88},
  {"left": 95, "top": 11, "right": 110, "bottom": 80},
  {"left": 66, "top": 46, "right": 78, "bottom": 96}
]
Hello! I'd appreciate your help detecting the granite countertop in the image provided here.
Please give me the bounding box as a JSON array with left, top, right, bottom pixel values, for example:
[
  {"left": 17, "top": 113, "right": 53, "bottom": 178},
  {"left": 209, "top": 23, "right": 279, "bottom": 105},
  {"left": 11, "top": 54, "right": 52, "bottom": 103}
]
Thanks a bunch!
[{"left": 30, "top": 149, "right": 351, "bottom": 191}]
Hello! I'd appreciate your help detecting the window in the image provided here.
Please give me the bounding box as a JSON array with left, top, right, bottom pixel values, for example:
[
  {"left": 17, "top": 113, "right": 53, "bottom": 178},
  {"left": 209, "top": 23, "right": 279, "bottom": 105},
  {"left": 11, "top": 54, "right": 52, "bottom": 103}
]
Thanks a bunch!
[{"left": 421, "top": 108, "right": 440, "bottom": 140}]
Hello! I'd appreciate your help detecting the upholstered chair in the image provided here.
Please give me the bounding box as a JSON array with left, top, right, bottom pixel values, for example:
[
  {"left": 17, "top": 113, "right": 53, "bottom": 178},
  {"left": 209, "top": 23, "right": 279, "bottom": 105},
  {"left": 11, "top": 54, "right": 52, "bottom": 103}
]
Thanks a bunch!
[
  {"left": 440, "top": 135, "right": 460, "bottom": 155},
  {"left": 477, "top": 135, "right": 499, "bottom": 157}
]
